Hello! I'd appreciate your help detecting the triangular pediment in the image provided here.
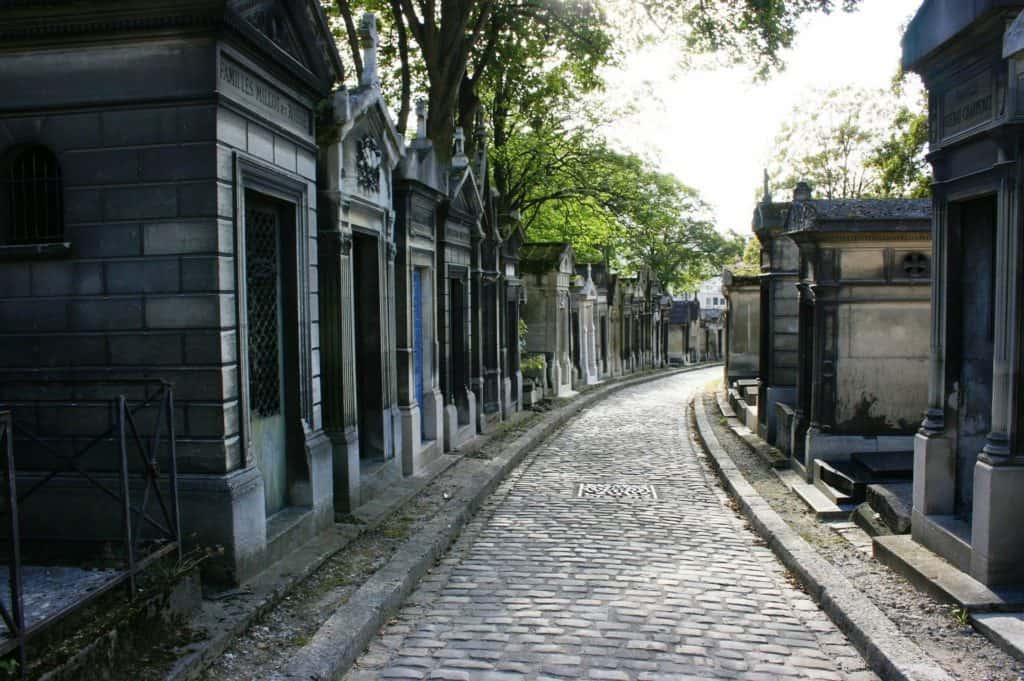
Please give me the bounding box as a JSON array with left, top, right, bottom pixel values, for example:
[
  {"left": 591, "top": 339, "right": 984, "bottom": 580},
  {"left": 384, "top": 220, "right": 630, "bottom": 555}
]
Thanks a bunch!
[
  {"left": 449, "top": 166, "right": 484, "bottom": 219},
  {"left": 227, "top": 0, "right": 343, "bottom": 88},
  {"left": 233, "top": 0, "right": 302, "bottom": 61}
]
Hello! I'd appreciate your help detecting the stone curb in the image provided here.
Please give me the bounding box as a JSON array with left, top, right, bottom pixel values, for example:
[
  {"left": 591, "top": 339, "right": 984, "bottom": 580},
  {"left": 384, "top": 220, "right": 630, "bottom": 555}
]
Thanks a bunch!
[
  {"left": 692, "top": 393, "right": 953, "bottom": 681},
  {"left": 265, "top": 363, "right": 721, "bottom": 680}
]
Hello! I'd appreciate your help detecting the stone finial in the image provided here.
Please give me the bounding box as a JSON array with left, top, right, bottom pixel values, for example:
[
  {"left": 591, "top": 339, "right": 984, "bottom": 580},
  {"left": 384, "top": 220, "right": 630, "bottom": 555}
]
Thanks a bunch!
[
  {"left": 452, "top": 126, "right": 468, "bottom": 168},
  {"left": 762, "top": 169, "right": 772, "bottom": 204},
  {"left": 793, "top": 181, "right": 812, "bottom": 202},
  {"left": 474, "top": 111, "right": 487, "bottom": 176},
  {"left": 415, "top": 98, "right": 428, "bottom": 139},
  {"left": 358, "top": 13, "right": 379, "bottom": 88},
  {"left": 474, "top": 111, "right": 487, "bottom": 149}
]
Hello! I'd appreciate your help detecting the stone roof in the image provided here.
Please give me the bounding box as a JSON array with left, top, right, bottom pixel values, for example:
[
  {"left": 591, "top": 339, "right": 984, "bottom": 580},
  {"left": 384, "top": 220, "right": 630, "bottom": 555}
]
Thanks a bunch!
[
  {"left": 785, "top": 198, "right": 931, "bottom": 235},
  {"left": 752, "top": 200, "right": 791, "bottom": 238},
  {"left": 903, "top": 0, "right": 1021, "bottom": 70},
  {"left": 805, "top": 199, "right": 930, "bottom": 221},
  {"left": 521, "top": 242, "right": 571, "bottom": 265}
]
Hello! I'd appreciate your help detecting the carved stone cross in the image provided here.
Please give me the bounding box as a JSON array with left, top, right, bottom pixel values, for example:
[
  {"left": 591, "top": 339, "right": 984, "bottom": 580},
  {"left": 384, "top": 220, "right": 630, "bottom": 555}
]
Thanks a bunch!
[{"left": 359, "top": 13, "right": 379, "bottom": 89}]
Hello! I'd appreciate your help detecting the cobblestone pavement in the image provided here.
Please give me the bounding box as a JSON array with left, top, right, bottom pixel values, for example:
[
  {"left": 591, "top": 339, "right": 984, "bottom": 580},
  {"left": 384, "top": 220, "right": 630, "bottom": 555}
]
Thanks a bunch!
[{"left": 345, "top": 369, "right": 876, "bottom": 680}]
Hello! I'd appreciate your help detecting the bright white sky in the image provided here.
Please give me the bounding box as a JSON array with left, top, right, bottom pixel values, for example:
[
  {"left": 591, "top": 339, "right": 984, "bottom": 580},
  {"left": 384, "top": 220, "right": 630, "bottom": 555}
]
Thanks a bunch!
[{"left": 600, "top": 0, "right": 922, "bottom": 235}]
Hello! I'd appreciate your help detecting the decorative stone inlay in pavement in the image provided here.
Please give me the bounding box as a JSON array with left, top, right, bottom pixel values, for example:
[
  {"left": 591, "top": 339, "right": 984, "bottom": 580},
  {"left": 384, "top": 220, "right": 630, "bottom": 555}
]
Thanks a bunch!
[
  {"left": 577, "top": 483, "right": 658, "bottom": 499},
  {"left": 345, "top": 368, "right": 877, "bottom": 681}
]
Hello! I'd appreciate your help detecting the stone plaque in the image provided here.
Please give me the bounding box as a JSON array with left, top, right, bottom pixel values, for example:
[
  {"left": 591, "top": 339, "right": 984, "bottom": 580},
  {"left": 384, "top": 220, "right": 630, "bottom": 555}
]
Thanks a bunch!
[
  {"left": 941, "top": 70, "right": 993, "bottom": 141},
  {"left": 219, "top": 56, "right": 312, "bottom": 135}
]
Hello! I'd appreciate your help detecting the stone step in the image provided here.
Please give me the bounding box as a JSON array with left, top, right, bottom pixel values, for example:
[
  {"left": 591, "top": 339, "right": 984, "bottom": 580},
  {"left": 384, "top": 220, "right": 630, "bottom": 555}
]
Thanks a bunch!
[
  {"left": 873, "top": 534, "right": 1024, "bottom": 612},
  {"left": 971, "top": 613, "right": 1024, "bottom": 662},
  {"left": 852, "top": 450, "right": 913, "bottom": 478},
  {"left": 852, "top": 501, "right": 891, "bottom": 537},
  {"left": 775, "top": 468, "right": 854, "bottom": 520},
  {"left": 814, "top": 459, "right": 862, "bottom": 503},
  {"left": 866, "top": 482, "right": 912, "bottom": 534}
]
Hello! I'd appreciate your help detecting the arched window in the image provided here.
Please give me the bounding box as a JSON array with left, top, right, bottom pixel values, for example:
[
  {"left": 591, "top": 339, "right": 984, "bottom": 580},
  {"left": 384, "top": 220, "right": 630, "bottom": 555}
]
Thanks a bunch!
[{"left": 2, "top": 145, "right": 64, "bottom": 245}]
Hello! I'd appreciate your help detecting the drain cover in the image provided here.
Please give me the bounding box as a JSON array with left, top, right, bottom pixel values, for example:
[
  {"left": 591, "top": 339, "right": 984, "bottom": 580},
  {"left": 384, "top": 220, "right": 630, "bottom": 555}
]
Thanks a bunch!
[{"left": 577, "top": 483, "right": 657, "bottom": 499}]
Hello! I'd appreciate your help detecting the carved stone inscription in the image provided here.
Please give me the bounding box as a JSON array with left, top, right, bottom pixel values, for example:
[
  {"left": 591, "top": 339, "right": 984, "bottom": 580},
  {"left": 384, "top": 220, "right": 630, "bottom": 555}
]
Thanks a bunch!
[
  {"left": 942, "top": 71, "right": 992, "bottom": 140},
  {"left": 219, "top": 57, "right": 311, "bottom": 135}
]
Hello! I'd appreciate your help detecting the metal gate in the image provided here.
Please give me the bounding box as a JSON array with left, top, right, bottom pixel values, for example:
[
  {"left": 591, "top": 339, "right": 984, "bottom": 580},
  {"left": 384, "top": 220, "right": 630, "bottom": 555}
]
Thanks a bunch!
[{"left": 245, "top": 197, "right": 287, "bottom": 515}]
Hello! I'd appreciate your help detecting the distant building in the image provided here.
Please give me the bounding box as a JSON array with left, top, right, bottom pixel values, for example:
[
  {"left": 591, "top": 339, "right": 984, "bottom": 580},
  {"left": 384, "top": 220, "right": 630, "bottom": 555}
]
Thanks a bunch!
[{"left": 696, "top": 276, "right": 727, "bottom": 312}]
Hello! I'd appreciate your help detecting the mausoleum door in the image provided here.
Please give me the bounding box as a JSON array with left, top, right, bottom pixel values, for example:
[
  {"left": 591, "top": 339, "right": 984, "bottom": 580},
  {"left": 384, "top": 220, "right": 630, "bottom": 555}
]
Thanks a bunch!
[
  {"left": 245, "top": 195, "right": 289, "bottom": 515},
  {"left": 953, "top": 197, "right": 997, "bottom": 518},
  {"left": 450, "top": 277, "right": 470, "bottom": 424},
  {"left": 412, "top": 269, "right": 426, "bottom": 437},
  {"left": 353, "top": 233, "right": 386, "bottom": 461}
]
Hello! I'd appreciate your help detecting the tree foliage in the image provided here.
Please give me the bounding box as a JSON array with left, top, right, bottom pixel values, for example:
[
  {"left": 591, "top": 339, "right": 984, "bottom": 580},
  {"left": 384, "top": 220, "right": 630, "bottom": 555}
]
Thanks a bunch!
[
  {"left": 868, "top": 102, "right": 930, "bottom": 199},
  {"left": 324, "top": 0, "right": 861, "bottom": 290},
  {"left": 766, "top": 84, "right": 930, "bottom": 200}
]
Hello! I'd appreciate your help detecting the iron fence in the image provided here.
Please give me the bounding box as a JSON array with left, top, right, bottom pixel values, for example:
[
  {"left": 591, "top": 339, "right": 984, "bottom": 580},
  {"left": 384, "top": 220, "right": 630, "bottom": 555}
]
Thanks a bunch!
[{"left": 0, "top": 379, "right": 181, "bottom": 672}]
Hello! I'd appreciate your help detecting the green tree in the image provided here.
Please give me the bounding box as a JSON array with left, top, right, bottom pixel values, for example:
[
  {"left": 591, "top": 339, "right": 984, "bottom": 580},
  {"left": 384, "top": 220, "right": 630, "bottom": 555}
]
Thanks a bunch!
[
  {"left": 617, "top": 0, "right": 860, "bottom": 78},
  {"left": 329, "top": 0, "right": 862, "bottom": 157},
  {"left": 867, "top": 102, "right": 930, "bottom": 199},
  {"left": 766, "top": 85, "right": 930, "bottom": 200}
]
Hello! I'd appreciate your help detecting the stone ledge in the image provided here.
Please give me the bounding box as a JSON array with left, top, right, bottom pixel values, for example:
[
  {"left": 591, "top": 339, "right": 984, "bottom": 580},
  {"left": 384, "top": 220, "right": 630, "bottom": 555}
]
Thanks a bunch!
[
  {"left": 873, "top": 534, "right": 1024, "bottom": 613},
  {"left": 715, "top": 389, "right": 788, "bottom": 469},
  {"left": 693, "top": 393, "right": 953, "bottom": 681},
  {"left": 166, "top": 363, "right": 719, "bottom": 681},
  {"left": 972, "top": 613, "right": 1024, "bottom": 662}
]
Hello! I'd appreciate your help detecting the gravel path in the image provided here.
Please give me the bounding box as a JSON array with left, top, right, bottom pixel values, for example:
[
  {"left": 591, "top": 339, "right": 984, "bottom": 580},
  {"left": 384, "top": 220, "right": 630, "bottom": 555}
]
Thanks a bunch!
[{"left": 700, "top": 390, "right": 1024, "bottom": 681}]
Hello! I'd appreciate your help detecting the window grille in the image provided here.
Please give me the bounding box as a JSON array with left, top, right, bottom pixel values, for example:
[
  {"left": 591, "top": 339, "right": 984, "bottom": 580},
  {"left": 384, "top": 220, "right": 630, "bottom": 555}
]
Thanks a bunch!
[
  {"left": 245, "top": 205, "right": 283, "bottom": 417},
  {"left": 2, "top": 145, "right": 64, "bottom": 245},
  {"left": 902, "top": 252, "right": 930, "bottom": 278}
]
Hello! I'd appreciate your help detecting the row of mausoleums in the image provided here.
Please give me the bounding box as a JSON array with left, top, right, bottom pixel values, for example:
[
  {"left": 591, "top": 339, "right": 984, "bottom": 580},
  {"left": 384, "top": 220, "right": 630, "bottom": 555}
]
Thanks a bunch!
[
  {"left": 0, "top": 0, "right": 697, "bottom": 585},
  {"left": 723, "top": 0, "right": 1024, "bottom": 588}
]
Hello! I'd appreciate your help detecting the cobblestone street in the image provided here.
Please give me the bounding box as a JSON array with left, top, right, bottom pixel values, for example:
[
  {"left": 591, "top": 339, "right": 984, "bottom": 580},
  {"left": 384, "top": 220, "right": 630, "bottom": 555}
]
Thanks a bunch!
[{"left": 345, "top": 368, "right": 876, "bottom": 680}]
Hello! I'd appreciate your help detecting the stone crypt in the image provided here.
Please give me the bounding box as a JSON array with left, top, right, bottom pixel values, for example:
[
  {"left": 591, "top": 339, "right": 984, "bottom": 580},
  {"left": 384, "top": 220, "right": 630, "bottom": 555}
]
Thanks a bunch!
[
  {"left": 0, "top": 0, "right": 344, "bottom": 583},
  {"left": 318, "top": 14, "right": 405, "bottom": 512},
  {"left": 782, "top": 185, "right": 932, "bottom": 487},
  {"left": 902, "top": 0, "right": 1024, "bottom": 586}
]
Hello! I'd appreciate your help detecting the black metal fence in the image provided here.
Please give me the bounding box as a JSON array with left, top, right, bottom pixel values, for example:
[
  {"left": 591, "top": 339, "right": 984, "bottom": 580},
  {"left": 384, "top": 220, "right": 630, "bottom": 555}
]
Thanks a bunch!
[{"left": 0, "top": 379, "right": 181, "bottom": 672}]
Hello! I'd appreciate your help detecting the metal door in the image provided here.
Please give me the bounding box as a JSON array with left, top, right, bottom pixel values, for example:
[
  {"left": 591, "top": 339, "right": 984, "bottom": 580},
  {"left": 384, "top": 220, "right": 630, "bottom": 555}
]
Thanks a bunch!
[{"left": 245, "top": 197, "right": 288, "bottom": 516}]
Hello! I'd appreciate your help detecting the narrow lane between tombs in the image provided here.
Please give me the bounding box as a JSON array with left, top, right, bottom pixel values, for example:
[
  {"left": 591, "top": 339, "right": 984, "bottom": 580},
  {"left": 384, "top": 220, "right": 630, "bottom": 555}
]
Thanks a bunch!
[{"left": 343, "top": 368, "right": 876, "bottom": 681}]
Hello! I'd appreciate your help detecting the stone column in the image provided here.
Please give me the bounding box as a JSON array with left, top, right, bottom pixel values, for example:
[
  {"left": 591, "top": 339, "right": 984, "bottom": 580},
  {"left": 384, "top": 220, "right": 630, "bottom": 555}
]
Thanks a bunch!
[
  {"left": 385, "top": 228, "right": 403, "bottom": 467},
  {"left": 913, "top": 192, "right": 955, "bottom": 519},
  {"left": 982, "top": 175, "right": 1018, "bottom": 464},
  {"left": 971, "top": 168, "right": 1024, "bottom": 585},
  {"left": 318, "top": 222, "right": 360, "bottom": 512}
]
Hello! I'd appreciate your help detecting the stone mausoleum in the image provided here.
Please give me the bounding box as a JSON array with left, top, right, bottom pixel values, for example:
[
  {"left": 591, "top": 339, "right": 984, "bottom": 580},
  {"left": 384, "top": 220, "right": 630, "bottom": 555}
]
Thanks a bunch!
[
  {"left": 783, "top": 186, "right": 932, "bottom": 491},
  {"left": 520, "top": 243, "right": 575, "bottom": 397},
  {"left": 902, "top": 0, "right": 1024, "bottom": 586},
  {"left": 393, "top": 102, "right": 446, "bottom": 481},
  {"left": 318, "top": 14, "right": 405, "bottom": 511},
  {"left": 0, "top": 0, "right": 343, "bottom": 583},
  {"left": 752, "top": 187, "right": 799, "bottom": 448},
  {"left": 722, "top": 269, "right": 760, "bottom": 384}
]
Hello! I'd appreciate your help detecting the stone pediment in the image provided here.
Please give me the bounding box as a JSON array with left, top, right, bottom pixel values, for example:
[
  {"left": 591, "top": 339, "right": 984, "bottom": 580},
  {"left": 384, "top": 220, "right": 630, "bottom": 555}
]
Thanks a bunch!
[
  {"left": 226, "top": 0, "right": 343, "bottom": 87},
  {"left": 231, "top": 0, "right": 302, "bottom": 61},
  {"left": 449, "top": 166, "right": 485, "bottom": 225}
]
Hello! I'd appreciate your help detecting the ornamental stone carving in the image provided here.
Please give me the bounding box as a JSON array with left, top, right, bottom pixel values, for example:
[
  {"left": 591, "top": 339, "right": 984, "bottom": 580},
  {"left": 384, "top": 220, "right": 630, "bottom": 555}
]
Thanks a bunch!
[{"left": 357, "top": 135, "right": 382, "bottom": 192}]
